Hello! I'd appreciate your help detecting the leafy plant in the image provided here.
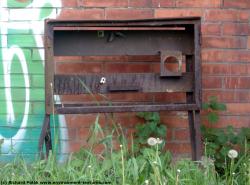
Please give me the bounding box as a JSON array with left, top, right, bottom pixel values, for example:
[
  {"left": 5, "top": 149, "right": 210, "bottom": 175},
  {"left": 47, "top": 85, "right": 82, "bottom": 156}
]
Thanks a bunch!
[
  {"left": 0, "top": 112, "right": 249, "bottom": 184},
  {"left": 202, "top": 96, "right": 226, "bottom": 124},
  {"left": 134, "top": 112, "right": 167, "bottom": 152},
  {"left": 202, "top": 96, "right": 250, "bottom": 175}
]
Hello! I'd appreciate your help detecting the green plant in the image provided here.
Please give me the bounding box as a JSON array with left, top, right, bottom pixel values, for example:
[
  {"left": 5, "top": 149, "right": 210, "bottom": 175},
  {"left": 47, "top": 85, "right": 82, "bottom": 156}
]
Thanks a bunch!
[
  {"left": 133, "top": 112, "right": 167, "bottom": 153},
  {"left": 202, "top": 96, "right": 250, "bottom": 176},
  {"left": 0, "top": 113, "right": 249, "bottom": 184}
]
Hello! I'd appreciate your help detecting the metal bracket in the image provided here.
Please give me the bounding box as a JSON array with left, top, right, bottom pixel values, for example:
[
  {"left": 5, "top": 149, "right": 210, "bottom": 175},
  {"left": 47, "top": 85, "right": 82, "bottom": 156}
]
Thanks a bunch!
[{"left": 160, "top": 50, "right": 183, "bottom": 77}]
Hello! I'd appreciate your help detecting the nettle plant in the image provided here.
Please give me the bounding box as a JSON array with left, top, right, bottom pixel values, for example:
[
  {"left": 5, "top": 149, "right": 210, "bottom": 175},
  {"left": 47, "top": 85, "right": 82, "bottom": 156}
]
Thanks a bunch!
[{"left": 202, "top": 96, "right": 250, "bottom": 174}]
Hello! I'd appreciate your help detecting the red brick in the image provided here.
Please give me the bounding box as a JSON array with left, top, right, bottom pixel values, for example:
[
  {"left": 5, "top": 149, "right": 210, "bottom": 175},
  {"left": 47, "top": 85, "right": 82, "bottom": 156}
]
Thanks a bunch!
[
  {"left": 61, "top": 0, "right": 78, "bottom": 7},
  {"left": 202, "top": 63, "right": 230, "bottom": 75},
  {"left": 202, "top": 50, "right": 250, "bottom": 62},
  {"left": 56, "top": 62, "right": 102, "bottom": 74},
  {"left": 61, "top": 94, "right": 109, "bottom": 104},
  {"left": 68, "top": 141, "right": 85, "bottom": 152},
  {"left": 203, "top": 90, "right": 237, "bottom": 103},
  {"left": 105, "top": 63, "right": 152, "bottom": 73},
  {"left": 203, "top": 63, "right": 250, "bottom": 75},
  {"left": 80, "top": 0, "right": 128, "bottom": 7},
  {"left": 154, "top": 92, "right": 186, "bottom": 103},
  {"left": 105, "top": 9, "right": 154, "bottom": 20},
  {"left": 155, "top": 9, "right": 203, "bottom": 18},
  {"left": 161, "top": 115, "right": 188, "bottom": 128},
  {"left": 55, "top": 56, "right": 83, "bottom": 62},
  {"left": 238, "top": 91, "right": 250, "bottom": 103},
  {"left": 106, "top": 93, "right": 154, "bottom": 102},
  {"left": 65, "top": 114, "right": 103, "bottom": 128},
  {"left": 62, "top": 92, "right": 154, "bottom": 103},
  {"left": 176, "top": 0, "right": 221, "bottom": 7},
  {"left": 59, "top": 9, "right": 105, "bottom": 20},
  {"left": 166, "top": 143, "right": 191, "bottom": 154},
  {"left": 230, "top": 64, "right": 250, "bottom": 75},
  {"left": 226, "top": 103, "right": 250, "bottom": 115},
  {"left": 203, "top": 116, "right": 250, "bottom": 128},
  {"left": 202, "top": 36, "right": 246, "bottom": 49},
  {"left": 129, "top": 0, "right": 153, "bottom": 7},
  {"left": 167, "top": 129, "right": 173, "bottom": 140},
  {"left": 202, "top": 77, "right": 222, "bottom": 88},
  {"left": 201, "top": 23, "right": 221, "bottom": 35},
  {"left": 224, "top": 0, "right": 250, "bottom": 9},
  {"left": 174, "top": 129, "right": 190, "bottom": 141},
  {"left": 224, "top": 77, "right": 250, "bottom": 89},
  {"left": 78, "top": 127, "right": 94, "bottom": 140},
  {"left": 223, "top": 23, "right": 249, "bottom": 36},
  {"left": 152, "top": 0, "right": 175, "bottom": 7},
  {"left": 204, "top": 90, "right": 250, "bottom": 103},
  {"left": 205, "top": 9, "right": 239, "bottom": 22},
  {"left": 67, "top": 128, "right": 77, "bottom": 141},
  {"left": 114, "top": 114, "right": 143, "bottom": 127},
  {"left": 239, "top": 11, "right": 250, "bottom": 22},
  {"left": 248, "top": 37, "right": 250, "bottom": 49}
]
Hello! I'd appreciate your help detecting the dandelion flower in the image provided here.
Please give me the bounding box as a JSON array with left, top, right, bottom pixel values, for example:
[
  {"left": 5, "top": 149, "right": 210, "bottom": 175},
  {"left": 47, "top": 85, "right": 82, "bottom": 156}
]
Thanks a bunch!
[
  {"left": 147, "top": 137, "right": 157, "bottom": 146},
  {"left": 177, "top": 169, "right": 181, "bottom": 174},
  {"left": 88, "top": 165, "right": 91, "bottom": 168},
  {"left": 145, "top": 180, "right": 149, "bottom": 184},
  {"left": 120, "top": 144, "right": 123, "bottom": 148},
  {"left": 228, "top": 149, "right": 238, "bottom": 159}
]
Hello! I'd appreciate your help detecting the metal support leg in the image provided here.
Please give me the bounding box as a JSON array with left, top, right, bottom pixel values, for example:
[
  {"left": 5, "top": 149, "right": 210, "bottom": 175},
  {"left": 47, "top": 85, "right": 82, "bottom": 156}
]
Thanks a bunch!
[
  {"left": 45, "top": 117, "right": 52, "bottom": 158},
  {"left": 194, "top": 110, "right": 202, "bottom": 160},
  {"left": 38, "top": 114, "right": 52, "bottom": 159},
  {"left": 188, "top": 110, "right": 202, "bottom": 160}
]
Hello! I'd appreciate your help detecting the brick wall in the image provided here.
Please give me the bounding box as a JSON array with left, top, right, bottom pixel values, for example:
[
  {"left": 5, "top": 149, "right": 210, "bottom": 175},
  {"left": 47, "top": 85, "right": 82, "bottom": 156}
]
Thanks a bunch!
[
  {"left": 58, "top": 0, "right": 250, "bottom": 157},
  {"left": 0, "top": 0, "right": 249, "bottom": 160}
]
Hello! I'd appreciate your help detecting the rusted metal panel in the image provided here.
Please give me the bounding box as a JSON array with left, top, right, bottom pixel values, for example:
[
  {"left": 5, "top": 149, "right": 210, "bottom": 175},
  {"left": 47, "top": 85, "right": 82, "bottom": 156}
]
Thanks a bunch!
[
  {"left": 194, "top": 22, "right": 202, "bottom": 108},
  {"left": 55, "top": 103, "right": 199, "bottom": 114},
  {"left": 46, "top": 17, "right": 200, "bottom": 29},
  {"left": 53, "top": 73, "right": 193, "bottom": 94},
  {"left": 53, "top": 27, "right": 186, "bottom": 31},
  {"left": 160, "top": 51, "right": 183, "bottom": 77},
  {"left": 44, "top": 21, "right": 54, "bottom": 115},
  {"left": 40, "top": 17, "right": 202, "bottom": 161},
  {"left": 54, "top": 30, "right": 194, "bottom": 56}
]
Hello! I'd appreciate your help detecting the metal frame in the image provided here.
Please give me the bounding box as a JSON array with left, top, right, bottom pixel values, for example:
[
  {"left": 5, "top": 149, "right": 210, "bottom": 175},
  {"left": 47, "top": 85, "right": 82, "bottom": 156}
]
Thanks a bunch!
[{"left": 39, "top": 17, "right": 202, "bottom": 160}]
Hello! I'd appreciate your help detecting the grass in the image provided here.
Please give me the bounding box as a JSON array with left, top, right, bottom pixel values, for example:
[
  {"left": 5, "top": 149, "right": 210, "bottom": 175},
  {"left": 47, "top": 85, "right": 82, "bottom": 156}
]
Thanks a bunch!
[
  {"left": 1, "top": 83, "right": 249, "bottom": 184},
  {"left": 0, "top": 115, "right": 249, "bottom": 185}
]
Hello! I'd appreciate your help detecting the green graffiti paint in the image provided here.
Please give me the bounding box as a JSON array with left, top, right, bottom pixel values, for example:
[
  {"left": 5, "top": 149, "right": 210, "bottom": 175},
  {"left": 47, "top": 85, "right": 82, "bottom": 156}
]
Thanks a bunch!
[
  {"left": 7, "top": 0, "right": 32, "bottom": 8},
  {"left": 0, "top": 0, "right": 66, "bottom": 161}
]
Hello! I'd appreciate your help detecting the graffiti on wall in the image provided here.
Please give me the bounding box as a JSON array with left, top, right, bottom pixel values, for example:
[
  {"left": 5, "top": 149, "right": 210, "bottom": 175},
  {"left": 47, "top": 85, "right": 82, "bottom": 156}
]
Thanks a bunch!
[{"left": 0, "top": 0, "right": 67, "bottom": 161}]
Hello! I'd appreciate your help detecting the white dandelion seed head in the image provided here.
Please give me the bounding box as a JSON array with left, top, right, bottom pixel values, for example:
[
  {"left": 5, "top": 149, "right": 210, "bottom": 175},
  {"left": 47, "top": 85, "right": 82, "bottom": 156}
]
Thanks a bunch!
[
  {"left": 88, "top": 165, "right": 91, "bottom": 168},
  {"left": 156, "top": 138, "right": 163, "bottom": 144},
  {"left": 232, "top": 172, "right": 235, "bottom": 175},
  {"left": 147, "top": 137, "right": 157, "bottom": 146},
  {"left": 120, "top": 144, "right": 123, "bottom": 148},
  {"left": 145, "top": 180, "right": 149, "bottom": 184},
  {"left": 177, "top": 169, "right": 181, "bottom": 173},
  {"left": 228, "top": 149, "right": 238, "bottom": 159}
]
